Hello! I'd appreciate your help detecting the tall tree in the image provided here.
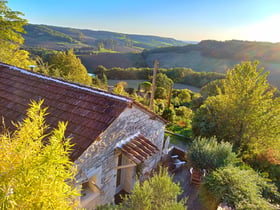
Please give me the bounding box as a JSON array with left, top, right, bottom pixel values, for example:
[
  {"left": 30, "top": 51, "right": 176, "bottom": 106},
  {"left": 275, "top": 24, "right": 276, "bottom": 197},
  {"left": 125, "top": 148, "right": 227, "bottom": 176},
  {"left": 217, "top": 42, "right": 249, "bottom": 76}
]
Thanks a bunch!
[
  {"left": 193, "top": 61, "right": 280, "bottom": 162},
  {"left": 49, "top": 49, "right": 92, "bottom": 85},
  {"left": 155, "top": 73, "right": 173, "bottom": 91},
  {"left": 200, "top": 79, "right": 225, "bottom": 99},
  {"left": 0, "top": 100, "right": 78, "bottom": 209},
  {"left": 0, "top": 1, "right": 33, "bottom": 68}
]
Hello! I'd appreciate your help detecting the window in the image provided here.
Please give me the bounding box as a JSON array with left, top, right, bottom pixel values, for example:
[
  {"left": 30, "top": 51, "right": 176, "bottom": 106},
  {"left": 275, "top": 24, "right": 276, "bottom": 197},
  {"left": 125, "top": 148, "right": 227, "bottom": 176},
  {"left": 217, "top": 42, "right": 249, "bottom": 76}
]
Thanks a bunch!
[
  {"left": 116, "top": 154, "right": 123, "bottom": 187},
  {"left": 80, "top": 166, "right": 102, "bottom": 206},
  {"left": 88, "top": 174, "right": 102, "bottom": 193}
]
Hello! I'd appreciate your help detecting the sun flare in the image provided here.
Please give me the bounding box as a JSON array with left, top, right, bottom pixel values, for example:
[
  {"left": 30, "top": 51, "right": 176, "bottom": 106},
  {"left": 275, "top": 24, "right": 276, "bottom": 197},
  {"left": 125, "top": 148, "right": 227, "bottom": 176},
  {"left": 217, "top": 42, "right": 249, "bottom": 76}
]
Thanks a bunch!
[{"left": 246, "top": 14, "right": 280, "bottom": 42}]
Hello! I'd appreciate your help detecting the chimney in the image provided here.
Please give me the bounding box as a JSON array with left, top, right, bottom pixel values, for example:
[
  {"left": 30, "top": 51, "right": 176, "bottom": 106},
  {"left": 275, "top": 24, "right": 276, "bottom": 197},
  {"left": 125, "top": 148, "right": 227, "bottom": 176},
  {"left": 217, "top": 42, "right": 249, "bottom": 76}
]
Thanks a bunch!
[{"left": 29, "top": 65, "right": 36, "bottom": 72}]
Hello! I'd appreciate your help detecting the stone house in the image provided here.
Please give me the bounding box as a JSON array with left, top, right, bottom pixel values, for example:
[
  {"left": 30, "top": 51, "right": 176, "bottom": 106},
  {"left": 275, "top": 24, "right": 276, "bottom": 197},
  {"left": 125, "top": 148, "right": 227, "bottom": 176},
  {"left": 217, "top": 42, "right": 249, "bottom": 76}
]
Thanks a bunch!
[{"left": 0, "top": 63, "right": 167, "bottom": 208}]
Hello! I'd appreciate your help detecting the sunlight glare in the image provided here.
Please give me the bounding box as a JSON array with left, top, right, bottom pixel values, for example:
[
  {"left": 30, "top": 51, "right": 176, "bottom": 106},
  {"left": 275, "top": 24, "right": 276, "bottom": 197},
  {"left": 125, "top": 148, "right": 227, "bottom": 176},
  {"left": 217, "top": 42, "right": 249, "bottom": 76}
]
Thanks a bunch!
[{"left": 245, "top": 14, "right": 280, "bottom": 42}]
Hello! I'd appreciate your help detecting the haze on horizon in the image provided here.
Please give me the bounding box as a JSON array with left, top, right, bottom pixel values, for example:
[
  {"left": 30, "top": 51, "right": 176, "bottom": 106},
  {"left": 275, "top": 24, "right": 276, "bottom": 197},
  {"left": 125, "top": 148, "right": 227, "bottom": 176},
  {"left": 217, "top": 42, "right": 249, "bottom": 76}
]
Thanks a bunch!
[{"left": 8, "top": 0, "right": 280, "bottom": 43}]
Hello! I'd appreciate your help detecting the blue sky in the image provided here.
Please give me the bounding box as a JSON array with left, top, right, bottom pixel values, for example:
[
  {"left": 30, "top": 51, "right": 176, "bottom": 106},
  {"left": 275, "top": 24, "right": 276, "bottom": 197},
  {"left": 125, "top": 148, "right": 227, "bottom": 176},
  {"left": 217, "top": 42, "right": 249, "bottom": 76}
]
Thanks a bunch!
[{"left": 8, "top": 0, "right": 280, "bottom": 42}]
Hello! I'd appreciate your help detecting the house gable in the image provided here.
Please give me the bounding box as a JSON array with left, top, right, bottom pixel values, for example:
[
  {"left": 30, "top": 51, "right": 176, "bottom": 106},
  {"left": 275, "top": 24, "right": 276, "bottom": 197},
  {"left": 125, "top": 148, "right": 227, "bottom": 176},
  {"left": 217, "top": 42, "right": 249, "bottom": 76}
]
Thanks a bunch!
[
  {"left": 75, "top": 105, "right": 165, "bottom": 207},
  {"left": 0, "top": 63, "right": 132, "bottom": 160}
]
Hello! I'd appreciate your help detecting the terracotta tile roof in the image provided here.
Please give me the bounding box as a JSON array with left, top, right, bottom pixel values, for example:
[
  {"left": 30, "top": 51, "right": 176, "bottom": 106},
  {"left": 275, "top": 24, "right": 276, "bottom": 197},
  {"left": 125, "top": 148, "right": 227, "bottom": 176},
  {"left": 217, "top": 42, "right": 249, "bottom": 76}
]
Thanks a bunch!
[
  {"left": 116, "top": 133, "right": 159, "bottom": 164},
  {"left": 0, "top": 63, "right": 133, "bottom": 161}
]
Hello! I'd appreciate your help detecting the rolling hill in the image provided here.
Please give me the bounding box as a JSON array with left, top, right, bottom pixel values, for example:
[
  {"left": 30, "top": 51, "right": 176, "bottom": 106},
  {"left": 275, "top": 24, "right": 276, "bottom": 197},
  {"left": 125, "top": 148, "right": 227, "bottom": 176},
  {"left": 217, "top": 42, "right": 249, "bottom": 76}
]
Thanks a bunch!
[
  {"left": 23, "top": 24, "right": 186, "bottom": 52},
  {"left": 142, "top": 40, "right": 280, "bottom": 88},
  {"left": 79, "top": 40, "right": 280, "bottom": 88},
  {"left": 22, "top": 25, "right": 280, "bottom": 88}
]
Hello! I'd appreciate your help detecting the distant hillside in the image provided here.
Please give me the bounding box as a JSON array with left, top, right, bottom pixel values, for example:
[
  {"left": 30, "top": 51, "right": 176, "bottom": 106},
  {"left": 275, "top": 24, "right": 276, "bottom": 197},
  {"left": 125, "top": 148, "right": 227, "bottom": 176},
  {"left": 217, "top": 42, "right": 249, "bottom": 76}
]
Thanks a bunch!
[
  {"left": 142, "top": 40, "right": 280, "bottom": 87},
  {"left": 23, "top": 24, "right": 186, "bottom": 52},
  {"left": 81, "top": 53, "right": 145, "bottom": 71},
  {"left": 22, "top": 25, "right": 280, "bottom": 88},
  {"left": 79, "top": 40, "right": 280, "bottom": 88},
  {"left": 144, "top": 40, "right": 280, "bottom": 65}
]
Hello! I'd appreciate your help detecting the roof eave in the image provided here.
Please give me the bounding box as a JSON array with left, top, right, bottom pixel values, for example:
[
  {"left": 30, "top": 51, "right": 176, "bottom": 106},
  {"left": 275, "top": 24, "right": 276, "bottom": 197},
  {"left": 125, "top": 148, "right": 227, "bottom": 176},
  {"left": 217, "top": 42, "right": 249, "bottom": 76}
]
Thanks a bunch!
[{"left": 132, "top": 100, "right": 168, "bottom": 124}]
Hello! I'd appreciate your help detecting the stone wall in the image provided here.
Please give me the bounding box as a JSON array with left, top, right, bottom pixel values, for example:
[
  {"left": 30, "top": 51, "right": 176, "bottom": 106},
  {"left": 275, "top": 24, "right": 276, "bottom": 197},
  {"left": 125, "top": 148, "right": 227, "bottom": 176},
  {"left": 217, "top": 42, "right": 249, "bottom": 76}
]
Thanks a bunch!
[{"left": 75, "top": 104, "right": 165, "bottom": 208}]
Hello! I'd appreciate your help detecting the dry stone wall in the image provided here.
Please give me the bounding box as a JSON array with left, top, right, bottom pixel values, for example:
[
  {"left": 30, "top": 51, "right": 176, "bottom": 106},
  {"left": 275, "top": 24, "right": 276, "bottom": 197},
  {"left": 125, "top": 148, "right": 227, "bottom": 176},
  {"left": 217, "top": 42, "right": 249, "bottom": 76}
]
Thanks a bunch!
[{"left": 75, "top": 105, "right": 165, "bottom": 207}]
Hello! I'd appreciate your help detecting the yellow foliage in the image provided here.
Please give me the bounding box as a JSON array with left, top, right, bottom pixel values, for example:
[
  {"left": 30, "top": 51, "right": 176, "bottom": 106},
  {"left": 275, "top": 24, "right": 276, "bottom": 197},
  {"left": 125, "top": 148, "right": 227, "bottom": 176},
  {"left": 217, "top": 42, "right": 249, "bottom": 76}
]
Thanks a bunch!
[{"left": 0, "top": 100, "right": 78, "bottom": 209}]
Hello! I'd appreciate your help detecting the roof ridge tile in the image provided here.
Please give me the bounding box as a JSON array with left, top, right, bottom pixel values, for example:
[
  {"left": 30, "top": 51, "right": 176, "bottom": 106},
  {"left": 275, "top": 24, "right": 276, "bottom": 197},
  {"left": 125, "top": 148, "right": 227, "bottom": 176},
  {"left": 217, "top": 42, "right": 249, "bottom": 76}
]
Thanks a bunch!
[{"left": 0, "top": 63, "right": 132, "bottom": 103}]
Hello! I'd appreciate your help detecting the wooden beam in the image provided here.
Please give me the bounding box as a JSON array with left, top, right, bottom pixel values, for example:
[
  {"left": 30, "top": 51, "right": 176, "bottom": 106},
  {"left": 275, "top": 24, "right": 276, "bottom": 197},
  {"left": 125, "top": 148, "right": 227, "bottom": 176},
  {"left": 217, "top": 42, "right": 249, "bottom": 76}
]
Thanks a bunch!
[{"left": 115, "top": 163, "right": 136, "bottom": 169}]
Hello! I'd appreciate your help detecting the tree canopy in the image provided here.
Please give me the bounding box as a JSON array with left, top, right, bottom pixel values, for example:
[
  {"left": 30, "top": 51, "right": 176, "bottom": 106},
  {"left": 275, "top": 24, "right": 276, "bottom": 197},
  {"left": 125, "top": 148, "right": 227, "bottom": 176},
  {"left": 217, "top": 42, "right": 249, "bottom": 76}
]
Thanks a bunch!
[
  {"left": 49, "top": 49, "right": 92, "bottom": 85},
  {"left": 0, "top": 1, "right": 33, "bottom": 68},
  {"left": 201, "top": 166, "right": 279, "bottom": 210},
  {"left": 93, "top": 66, "right": 223, "bottom": 88},
  {"left": 155, "top": 73, "right": 173, "bottom": 90},
  {"left": 113, "top": 81, "right": 128, "bottom": 96},
  {"left": 192, "top": 61, "right": 280, "bottom": 162},
  {"left": 0, "top": 100, "right": 78, "bottom": 209}
]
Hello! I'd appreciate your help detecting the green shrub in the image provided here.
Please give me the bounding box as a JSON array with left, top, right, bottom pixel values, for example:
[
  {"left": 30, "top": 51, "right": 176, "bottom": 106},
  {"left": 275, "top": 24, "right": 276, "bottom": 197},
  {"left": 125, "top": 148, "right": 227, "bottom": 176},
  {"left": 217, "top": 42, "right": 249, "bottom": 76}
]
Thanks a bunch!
[
  {"left": 162, "top": 108, "right": 176, "bottom": 122},
  {"left": 175, "top": 106, "right": 193, "bottom": 119},
  {"left": 201, "top": 166, "right": 277, "bottom": 210},
  {"left": 187, "top": 137, "right": 237, "bottom": 171},
  {"left": 155, "top": 87, "right": 168, "bottom": 99},
  {"left": 119, "top": 167, "right": 186, "bottom": 210}
]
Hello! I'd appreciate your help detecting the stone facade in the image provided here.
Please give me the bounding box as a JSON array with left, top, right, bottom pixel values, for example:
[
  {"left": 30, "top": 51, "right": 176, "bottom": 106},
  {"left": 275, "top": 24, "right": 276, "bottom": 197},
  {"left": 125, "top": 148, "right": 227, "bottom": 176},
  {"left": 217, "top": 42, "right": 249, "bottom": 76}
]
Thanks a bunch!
[
  {"left": 0, "top": 63, "right": 166, "bottom": 209},
  {"left": 74, "top": 104, "right": 165, "bottom": 208}
]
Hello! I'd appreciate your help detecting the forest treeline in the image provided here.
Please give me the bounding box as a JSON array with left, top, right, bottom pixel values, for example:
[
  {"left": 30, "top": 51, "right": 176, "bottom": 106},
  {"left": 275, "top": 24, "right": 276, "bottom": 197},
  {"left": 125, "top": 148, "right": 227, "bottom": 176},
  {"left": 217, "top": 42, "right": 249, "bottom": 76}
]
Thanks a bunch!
[
  {"left": 145, "top": 39, "right": 280, "bottom": 62},
  {"left": 94, "top": 65, "right": 224, "bottom": 88},
  {"left": 22, "top": 46, "right": 224, "bottom": 88}
]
